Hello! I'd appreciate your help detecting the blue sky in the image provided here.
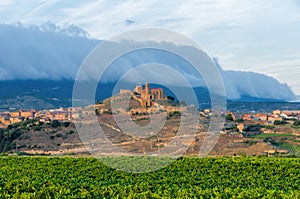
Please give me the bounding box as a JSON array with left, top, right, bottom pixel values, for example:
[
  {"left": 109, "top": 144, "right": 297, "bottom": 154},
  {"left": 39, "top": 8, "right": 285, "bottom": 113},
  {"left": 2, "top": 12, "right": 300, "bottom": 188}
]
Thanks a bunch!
[{"left": 0, "top": 0, "right": 299, "bottom": 94}]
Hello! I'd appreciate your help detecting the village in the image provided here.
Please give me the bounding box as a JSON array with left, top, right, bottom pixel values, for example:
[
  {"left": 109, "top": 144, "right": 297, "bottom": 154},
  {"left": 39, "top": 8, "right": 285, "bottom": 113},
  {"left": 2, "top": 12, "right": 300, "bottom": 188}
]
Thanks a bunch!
[
  {"left": 0, "top": 83, "right": 300, "bottom": 133},
  {"left": 0, "top": 107, "right": 77, "bottom": 128},
  {"left": 222, "top": 109, "right": 300, "bottom": 133}
]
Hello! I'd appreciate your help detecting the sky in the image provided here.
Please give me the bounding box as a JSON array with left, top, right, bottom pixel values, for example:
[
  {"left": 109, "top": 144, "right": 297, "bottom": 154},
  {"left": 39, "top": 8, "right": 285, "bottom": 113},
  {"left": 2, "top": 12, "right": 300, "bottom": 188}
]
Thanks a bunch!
[{"left": 0, "top": 0, "right": 299, "bottom": 94}]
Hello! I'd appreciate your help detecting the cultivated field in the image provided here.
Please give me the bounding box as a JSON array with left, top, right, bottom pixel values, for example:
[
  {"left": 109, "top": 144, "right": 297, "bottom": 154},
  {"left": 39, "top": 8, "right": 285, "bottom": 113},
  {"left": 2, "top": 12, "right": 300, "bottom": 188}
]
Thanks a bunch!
[{"left": 0, "top": 157, "right": 299, "bottom": 198}]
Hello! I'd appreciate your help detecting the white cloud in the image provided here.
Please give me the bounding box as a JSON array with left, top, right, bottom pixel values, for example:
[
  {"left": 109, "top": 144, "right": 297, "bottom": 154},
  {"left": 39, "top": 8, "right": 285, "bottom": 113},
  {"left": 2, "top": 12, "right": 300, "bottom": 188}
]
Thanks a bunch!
[
  {"left": 0, "top": 0, "right": 299, "bottom": 94},
  {"left": 0, "top": 23, "right": 296, "bottom": 101},
  {"left": 0, "top": 0, "right": 14, "bottom": 6}
]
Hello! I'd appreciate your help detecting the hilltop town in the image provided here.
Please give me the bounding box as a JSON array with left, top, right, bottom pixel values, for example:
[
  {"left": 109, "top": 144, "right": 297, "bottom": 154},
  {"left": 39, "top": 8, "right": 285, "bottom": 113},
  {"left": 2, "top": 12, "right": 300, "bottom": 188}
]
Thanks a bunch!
[
  {"left": 0, "top": 83, "right": 181, "bottom": 128},
  {"left": 0, "top": 83, "right": 299, "bottom": 156}
]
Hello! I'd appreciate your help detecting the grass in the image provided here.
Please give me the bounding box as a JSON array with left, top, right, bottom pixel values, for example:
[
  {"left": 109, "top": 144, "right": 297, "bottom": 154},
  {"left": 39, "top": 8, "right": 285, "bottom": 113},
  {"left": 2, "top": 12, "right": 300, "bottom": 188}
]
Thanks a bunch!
[
  {"left": 276, "top": 142, "right": 300, "bottom": 156},
  {"left": 250, "top": 133, "right": 295, "bottom": 139},
  {"left": 292, "top": 125, "right": 300, "bottom": 129}
]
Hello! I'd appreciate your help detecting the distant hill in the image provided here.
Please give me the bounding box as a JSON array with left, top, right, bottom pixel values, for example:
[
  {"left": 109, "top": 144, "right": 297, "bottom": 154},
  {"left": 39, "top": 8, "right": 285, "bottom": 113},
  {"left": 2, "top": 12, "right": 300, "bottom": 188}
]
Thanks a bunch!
[{"left": 0, "top": 80, "right": 297, "bottom": 111}]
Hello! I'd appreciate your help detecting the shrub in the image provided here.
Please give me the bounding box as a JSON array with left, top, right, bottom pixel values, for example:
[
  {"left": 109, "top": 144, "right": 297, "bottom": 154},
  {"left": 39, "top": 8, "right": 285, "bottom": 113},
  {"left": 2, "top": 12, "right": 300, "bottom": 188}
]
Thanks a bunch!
[
  {"left": 243, "top": 140, "right": 257, "bottom": 146},
  {"left": 55, "top": 133, "right": 63, "bottom": 138},
  {"left": 168, "top": 111, "right": 181, "bottom": 119},
  {"left": 67, "top": 130, "right": 75, "bottom": 135},
  {"left": 62, "top": 122, "right": 70, "bottom": 128},
  {"left": 274, "top": 120, "right": 287, "bottom": 125},
  {"left": 264, "top": 125, "right": 275, "bottom": 129},
  {"left": 51, "top": 120, "right": 60, "bottom": 128},
  {"left": 293, "top": 120, "right": 300, "bottom": 126},
  {"left": 34, "top": 125, "right": 42, "bottom": 131}
]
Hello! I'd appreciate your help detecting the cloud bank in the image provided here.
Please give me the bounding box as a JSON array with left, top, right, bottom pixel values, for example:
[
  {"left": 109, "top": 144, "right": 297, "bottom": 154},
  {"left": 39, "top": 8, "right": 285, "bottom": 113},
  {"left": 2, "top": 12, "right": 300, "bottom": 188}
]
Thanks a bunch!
[
  {"left": 0, "top": 0, "right": 299, "bottom": 94},
  {"left": 0, "top": 23, "right": 296, "bottom": 101},
  {"left": 0, "top": 23, "right": 97, "bottom": 80}
]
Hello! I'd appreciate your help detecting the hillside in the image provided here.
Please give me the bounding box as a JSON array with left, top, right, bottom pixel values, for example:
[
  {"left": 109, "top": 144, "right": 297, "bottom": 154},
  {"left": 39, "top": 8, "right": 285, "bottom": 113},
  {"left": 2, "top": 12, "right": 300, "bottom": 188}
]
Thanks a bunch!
[{"left": 1, "top": 113, "right": 299, "bottom": 157}]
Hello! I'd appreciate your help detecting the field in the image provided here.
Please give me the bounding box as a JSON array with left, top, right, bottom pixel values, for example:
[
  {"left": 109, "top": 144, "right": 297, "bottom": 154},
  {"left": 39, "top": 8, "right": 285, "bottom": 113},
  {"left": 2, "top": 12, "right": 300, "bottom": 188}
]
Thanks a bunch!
[{"left": 0, "top": 157, "right": 299, "bottom": 198}]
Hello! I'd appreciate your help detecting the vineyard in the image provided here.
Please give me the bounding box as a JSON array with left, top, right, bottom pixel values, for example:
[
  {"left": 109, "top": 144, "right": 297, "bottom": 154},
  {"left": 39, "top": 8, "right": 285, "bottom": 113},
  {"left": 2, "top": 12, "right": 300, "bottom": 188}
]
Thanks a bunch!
[{"left": 0, "top": 157, "right": 299, "bottom": 198}]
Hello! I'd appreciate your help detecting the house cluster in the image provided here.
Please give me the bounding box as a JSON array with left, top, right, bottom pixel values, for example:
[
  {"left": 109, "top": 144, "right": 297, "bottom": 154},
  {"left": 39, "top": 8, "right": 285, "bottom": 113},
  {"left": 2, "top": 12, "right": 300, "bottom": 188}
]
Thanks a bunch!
[
  {"left": 230, "top": 110, "right": 300, "bottom": 124},
  {"left": 222, "top": 109, "right": 300, "bottom": 133},
  {"left": 0, "top": 107, "right": 80, "bottom": 127}
]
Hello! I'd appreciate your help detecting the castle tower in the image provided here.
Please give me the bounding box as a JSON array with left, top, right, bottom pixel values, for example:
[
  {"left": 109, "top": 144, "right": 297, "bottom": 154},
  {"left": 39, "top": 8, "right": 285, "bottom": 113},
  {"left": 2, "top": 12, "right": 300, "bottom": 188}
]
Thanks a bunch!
[
  {"left": 145, "top": 83, "right": 151, "bottom": 107},
  {"left": 161, "top": 89, "right": 165, "bottom": 100},
  {"left": 145, "top": 82, "right": 150, "bottom": 94}
]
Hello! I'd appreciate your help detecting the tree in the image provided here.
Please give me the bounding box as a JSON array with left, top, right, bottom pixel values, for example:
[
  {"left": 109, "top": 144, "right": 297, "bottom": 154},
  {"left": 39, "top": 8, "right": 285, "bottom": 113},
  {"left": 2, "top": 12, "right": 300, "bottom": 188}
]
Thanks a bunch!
[
  {"left": 63, "top": 122, "right": 70, "bottom": 128},
  {"left": 51, "top": 120, "right": 60, "bottom": 128},
  {"left": 167, "top": 96, "right": 175, "bottom": 102},
  {"left": 274, "top": 120, "right": 287, "bottom": 125},
  {"left": 225, "top": 114, "right": 234, "bottom": 121},
  {"left": 274, "top": 120, "right": 281, "bottom": 125},
  {"left": 235, "top": 118, "right": 243, "bottom": 123}
]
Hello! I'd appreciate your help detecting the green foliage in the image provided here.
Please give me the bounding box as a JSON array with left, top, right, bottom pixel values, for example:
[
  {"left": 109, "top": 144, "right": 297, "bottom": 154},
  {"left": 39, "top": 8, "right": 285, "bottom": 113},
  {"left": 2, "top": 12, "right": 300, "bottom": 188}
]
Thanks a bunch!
[
  {"left": 62, "top": 121, "right": 70, "bottom": 128},
  {"left": 235, "top": 118, "right": 243, "bottom": 123},
  {"left": 293, "top": 120, "right": 300, "bottom": 126},
  {"left": 243, "top": 140, "right": 258, "bottom": 146},
  {"left": 167, "top": 111, "right": 181, "bottom": 119},
  {"left": 17, "top": 151, "right": 33, "bottom": 156},
  {"left": 274, "top": 120, "right": 281, "bottom": 125},
  {"left": 67, "top": 130, "right": 75, "bottom": 135},
  {"left": 263, "top": 125, "right": 275, "bottom": 129},
  {"left": 55, "top": 133, "right": 63, "bottom": 138},
  {"left": 34, "top": 125, "right": 42, "bottom": 131},
  {"left": 225, "top": 113, "right": 234, "bottom": 121},
  {"left": 0, "top": 128, "right": 22, "bottom": 152},
  {"left": 253, "top": 133, "right": 293, "bottom": 139},
  {"left": 0, "top": 157, "right": 299, "bottom": 198},
  {"left": 51, "top": 120, "right": 60, "bottom": 128},
  {"left": 233, "top": 127, "right": 239, "bottom": 132},
  {"left": 274, "top": 120, "right": 288, "bottom": 125}
]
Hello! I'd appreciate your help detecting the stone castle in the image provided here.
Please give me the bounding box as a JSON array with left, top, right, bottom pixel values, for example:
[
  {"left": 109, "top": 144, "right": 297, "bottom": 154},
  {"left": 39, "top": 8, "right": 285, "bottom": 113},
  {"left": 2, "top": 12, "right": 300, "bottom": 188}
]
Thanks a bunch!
[{"left": 120, "top": 83, "right": 166, "bottom": 109}]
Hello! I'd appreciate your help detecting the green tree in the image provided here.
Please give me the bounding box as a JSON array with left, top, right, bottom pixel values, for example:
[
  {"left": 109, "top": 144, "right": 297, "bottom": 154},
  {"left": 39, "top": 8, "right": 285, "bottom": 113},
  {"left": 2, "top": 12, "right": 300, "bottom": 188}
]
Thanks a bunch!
[
  {"left": 51, "top": 120, "right": 60, "bottom": 128},
  {"left": 63, "top": 122, "right": 70, "bottom": 128},
  {"left": 167, "top": 96, "right": 175, "bottom": 102},
  {"left": 274, "top": 119, "right": 287, "bottom": 125},
  {"left": 226, "top": 114, "right": 234, "bottom": 121},
  {"left": 235, "top": 118, "right": 243, "bottom": 123}
]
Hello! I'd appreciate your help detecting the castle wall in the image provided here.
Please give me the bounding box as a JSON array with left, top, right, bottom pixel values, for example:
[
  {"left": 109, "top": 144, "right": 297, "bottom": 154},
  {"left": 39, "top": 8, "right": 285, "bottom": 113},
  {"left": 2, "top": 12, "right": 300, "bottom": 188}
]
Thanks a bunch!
[{"left": 132, "top": 83, "right": 165, "bottom": 109}]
